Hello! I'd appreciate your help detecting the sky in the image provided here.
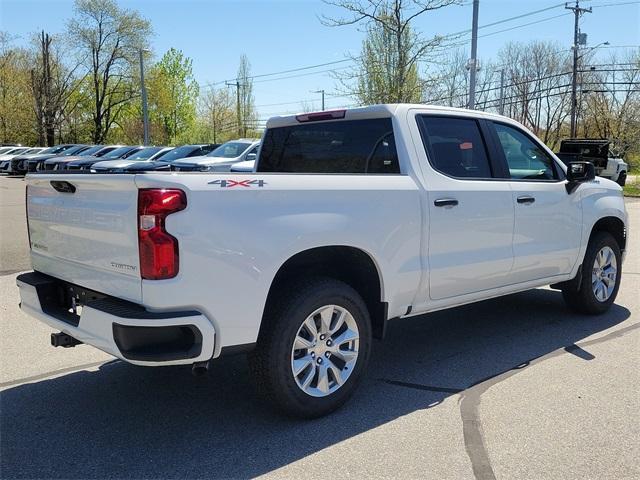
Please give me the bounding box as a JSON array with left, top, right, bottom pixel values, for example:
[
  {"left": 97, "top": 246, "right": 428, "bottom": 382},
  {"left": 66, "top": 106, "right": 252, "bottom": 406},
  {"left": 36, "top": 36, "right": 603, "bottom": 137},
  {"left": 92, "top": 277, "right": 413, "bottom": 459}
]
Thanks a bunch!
[{"left": 1, "top": 0, "right": 639, "bottom": 124}]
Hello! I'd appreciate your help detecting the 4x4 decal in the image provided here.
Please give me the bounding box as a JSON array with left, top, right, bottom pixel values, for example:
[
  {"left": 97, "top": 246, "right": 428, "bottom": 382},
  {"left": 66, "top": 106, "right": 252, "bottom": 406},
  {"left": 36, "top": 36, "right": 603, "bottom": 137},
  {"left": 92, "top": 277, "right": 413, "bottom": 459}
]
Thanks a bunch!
[{"left": 208, "top": 179, "right": 267, "bottom": 188}]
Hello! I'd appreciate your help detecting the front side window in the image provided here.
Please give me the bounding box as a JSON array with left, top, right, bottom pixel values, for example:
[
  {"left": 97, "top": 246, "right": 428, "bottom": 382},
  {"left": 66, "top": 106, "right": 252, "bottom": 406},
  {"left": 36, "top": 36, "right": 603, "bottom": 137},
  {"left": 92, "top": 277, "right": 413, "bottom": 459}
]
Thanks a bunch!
[
  {"left": 417, "top": 116, "right": 492, "bottom": 179},
  {"left": 258, "top": 118, "right": 400, "bottom": 174},
  {"left": 494, "top": 123, "right": 558, "bottom": 181}
]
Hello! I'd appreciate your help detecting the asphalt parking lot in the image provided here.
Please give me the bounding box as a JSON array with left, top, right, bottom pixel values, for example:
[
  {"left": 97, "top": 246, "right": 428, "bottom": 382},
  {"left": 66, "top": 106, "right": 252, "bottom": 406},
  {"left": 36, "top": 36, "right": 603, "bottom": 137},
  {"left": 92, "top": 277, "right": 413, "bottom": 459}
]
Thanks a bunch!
[{"left": 1, "top": 175, "right": 638, "bottom": 479}]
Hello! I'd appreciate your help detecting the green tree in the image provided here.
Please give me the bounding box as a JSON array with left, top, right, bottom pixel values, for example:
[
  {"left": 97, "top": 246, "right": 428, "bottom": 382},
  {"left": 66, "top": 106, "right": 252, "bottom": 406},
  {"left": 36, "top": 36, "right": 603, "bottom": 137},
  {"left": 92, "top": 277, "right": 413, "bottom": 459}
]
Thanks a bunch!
[
  {"left": 236, "top": 54, "right": 256, "bottom": 137},
  {"left": 0, "top": 32, "right": 37, "bottom": 145},
  {"left": 68, "top": 0, "right": 151, "bottom": 143},
  {"left": 147, "top": 48, "right": 199, "bottom": 144},
  {"left": 355, "top": 13, "right": 422, "bottom": 104}
]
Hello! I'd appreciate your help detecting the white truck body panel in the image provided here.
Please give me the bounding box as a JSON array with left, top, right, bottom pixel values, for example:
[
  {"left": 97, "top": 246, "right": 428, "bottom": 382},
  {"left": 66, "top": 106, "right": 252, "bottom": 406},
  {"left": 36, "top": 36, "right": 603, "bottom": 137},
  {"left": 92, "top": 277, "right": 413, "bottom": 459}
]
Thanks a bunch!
[
  {"left": 27, "top": 175, "right": 142, "bottom": 303},
  {"left": 17, "top": 103, "right": 628, "bottom": 366}
]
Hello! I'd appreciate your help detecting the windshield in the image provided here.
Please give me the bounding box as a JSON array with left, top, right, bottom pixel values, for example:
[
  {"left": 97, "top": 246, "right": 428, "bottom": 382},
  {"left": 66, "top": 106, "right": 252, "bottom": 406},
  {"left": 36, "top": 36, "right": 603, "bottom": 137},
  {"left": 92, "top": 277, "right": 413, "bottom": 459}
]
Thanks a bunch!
[
  {"left": 207, "top": 142, "right": 252, "bottom": 158},
  {"left": 124, "top": 147, "right": 162, "bottom": 160},
  {"left": 0, "top": 147, "right": 15, "bottom": 154},
  {"left": 158, "top": 145, "right": 197, "bottom": 162},
  {"left": 77, "top": 145, "right": 104, "bottom": 156},
  {"left": 39, "top": 146, "right": 59, "bottom": 154},
  {"left": 153, "top": 148, "right": 172, "bottom": 160},
  {"left": 50, "top": 144, "right": 76, "bottom": 154},
  {"left": 9, "top": 148, "right": 29, "bottom": 155},
  {"left": 102, "top": 147, "right": 135, "bottom": 159},
  {"left": 23, "top": 148, "right": 42, "bottom": 154},
  {"left": 62, "top": 145, "right": 88, "bottom": 156}
]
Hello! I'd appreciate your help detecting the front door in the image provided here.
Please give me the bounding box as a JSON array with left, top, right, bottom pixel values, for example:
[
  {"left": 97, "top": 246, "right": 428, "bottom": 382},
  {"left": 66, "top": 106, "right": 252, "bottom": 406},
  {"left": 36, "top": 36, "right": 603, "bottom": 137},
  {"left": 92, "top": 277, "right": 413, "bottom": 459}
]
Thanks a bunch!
[{"left": 491, "top": 121, "right": 582, "bottom": 284}]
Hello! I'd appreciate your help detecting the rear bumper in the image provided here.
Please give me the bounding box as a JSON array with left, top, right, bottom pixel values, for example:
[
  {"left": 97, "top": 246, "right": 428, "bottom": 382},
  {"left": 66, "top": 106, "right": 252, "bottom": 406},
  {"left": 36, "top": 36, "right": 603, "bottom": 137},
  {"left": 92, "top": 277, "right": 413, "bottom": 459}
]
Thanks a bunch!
[{"left": 17, "top": 272, "right": 216, "bottom": 366}]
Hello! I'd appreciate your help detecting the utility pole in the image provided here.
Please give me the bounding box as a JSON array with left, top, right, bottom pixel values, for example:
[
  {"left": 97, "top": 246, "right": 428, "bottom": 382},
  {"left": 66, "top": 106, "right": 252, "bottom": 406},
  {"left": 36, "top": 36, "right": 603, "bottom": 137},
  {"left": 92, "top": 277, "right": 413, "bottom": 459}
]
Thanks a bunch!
[
  {"left": 312, "top": 89, "right": 325, "bottom": 111},
  {"left": 467, "top": 0, "right": 480, "bottom": 110},
  {"left": 498, "top": 69, "right": 505, "bottom": 115},
  {"left": 139, "top": 50, "right": 149, "bottom": 146},
  {"left": 226, "top": 80, "right": 242, "bottom": 137},
  {"left": 566, "top": 0, "right": 591, "bottom": 138}
]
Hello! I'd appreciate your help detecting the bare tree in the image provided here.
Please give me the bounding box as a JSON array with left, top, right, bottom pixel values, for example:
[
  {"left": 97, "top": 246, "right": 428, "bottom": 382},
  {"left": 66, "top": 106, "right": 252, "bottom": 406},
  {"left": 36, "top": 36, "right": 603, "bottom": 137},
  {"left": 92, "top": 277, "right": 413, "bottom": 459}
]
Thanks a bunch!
[
  {"left": 322, "top": 0, "right": 460, "bottom": 103},
  {"left": 581, "top": 50, "right": 640, "bottom": 157},
  {"left": 29, "top": 31, "right": 80, "bottom": 146},
  {"left": 200, "top": 86, "right": 236, "bottom": 143}
]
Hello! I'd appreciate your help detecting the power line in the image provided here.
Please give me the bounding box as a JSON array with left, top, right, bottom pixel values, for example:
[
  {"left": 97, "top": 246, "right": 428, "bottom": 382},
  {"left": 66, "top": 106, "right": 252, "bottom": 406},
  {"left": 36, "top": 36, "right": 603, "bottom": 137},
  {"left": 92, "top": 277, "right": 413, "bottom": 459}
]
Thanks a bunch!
[
  {"left": 202, "top": 2, "right": 583, "bottom": 89},
  {"left": 590, "top": 0, "right": 640, "bottom": 7},
  {"left": 441, "top": 2, "right": 566, "bottom": 39}
]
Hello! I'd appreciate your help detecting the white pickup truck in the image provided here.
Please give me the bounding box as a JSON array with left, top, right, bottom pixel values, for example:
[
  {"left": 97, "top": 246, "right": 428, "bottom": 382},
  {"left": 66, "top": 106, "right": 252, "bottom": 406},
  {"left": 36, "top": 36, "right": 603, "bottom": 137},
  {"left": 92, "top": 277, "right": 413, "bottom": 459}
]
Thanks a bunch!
[{"left": 17, "top": 104, "right": 628, "bottom": 417}]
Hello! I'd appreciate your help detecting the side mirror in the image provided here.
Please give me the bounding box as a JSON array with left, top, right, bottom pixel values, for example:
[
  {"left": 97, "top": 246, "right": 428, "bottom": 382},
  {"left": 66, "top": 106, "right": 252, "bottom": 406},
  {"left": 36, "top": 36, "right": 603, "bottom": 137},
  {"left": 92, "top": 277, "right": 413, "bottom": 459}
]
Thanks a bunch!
[
  {"left": 566, "top": 161, "right": 595, "bottom": 193},
  {"left": 246, "top": 152, "right": 257, "bottom": 161}
]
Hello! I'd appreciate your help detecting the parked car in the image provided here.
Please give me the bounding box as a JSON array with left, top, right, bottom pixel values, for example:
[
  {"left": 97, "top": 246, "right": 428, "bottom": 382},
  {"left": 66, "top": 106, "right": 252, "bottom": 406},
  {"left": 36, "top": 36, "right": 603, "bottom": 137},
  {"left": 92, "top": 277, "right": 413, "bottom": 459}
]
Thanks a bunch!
[
  {"left": 0, "top": 146, "right": 17, "bottom": 156},
  {"left": 43, "top": 145, "right": 119, "bottom": 171},
  {"left": 17, "top": 104, "right": 628, "bottom": 418},
  {"left": 64, "top": 146, "right": 144, "bottom": 170},
  {"left": 229, "top": 159, "right": 256, "bottom": 172},
  {"left": 555, "top": 138, "right": 628, "bottom": 186},
  {"left": 10, "top": 144, "right": 83, "bottom": 175},
  {"left": 0, "top": 146, "right": 29, "bottom": 157},
  {"left": 0, "top": 147, "right": 44, "bottom": 173},
  {"left": 91, "top": 147, "right": 173, "bottom": 172},
  {"left": 122, "top": 144, "right": 220, "bottom": 172},
  {"left": 25, "top": 145, "right": 91, "bottom": 173},
  {"left": 171, "top": 139, "right": 259, "bottom": 172}
]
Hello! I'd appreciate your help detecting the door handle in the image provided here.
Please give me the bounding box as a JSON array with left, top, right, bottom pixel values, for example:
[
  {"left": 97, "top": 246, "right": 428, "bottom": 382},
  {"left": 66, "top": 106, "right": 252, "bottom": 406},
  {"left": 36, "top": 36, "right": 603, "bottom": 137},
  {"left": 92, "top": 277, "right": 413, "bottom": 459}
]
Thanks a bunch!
[
  {"left": 517, "top": 196, "right": 535, "bottom": 204},
  {"left": 434, "top": 198, "right": 459, "bottom": 207}
]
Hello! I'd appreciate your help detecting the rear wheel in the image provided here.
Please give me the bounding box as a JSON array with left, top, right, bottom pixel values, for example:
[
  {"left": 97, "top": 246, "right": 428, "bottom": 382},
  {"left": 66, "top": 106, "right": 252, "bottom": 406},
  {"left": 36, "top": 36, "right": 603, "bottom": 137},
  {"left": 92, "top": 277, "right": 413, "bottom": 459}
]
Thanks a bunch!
[
  {"left": 249, "top": 277, "right": 371, "bottom": 418},
  {"left": 562, "top": 232, "right": 622, "bottom": 314}
]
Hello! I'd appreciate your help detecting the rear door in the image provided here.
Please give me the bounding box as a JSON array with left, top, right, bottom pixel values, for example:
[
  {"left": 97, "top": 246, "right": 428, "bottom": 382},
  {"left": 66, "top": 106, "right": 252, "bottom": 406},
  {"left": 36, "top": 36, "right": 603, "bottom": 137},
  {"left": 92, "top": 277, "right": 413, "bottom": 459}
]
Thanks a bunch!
[
  {"left": 489, "top": 121, "right": 582, "bottom": 283},
  {"left": 27, "top": 175, "right": 142, "bottom": 302},
  {"left": 415, "top": 114, "right": 515, "bottom": 300}
]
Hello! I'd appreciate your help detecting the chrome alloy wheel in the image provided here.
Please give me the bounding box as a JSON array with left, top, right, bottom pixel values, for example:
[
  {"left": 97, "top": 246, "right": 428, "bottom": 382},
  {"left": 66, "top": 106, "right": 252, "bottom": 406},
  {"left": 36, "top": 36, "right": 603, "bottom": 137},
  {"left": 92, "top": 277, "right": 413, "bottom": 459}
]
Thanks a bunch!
[
  {"left": 592, "top": 246, "right": 617, "bottom": 302},
  {"left": 290, "top": 305, "right": 360, "bottom": 397}
]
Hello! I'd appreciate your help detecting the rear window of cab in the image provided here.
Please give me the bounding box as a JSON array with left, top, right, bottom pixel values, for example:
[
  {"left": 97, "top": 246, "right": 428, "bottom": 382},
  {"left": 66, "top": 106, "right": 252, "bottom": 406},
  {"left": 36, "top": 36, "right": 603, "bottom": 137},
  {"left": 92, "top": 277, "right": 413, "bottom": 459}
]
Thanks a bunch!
[{"left": 258, "top": 118, "right": 400, "bottom": 174}]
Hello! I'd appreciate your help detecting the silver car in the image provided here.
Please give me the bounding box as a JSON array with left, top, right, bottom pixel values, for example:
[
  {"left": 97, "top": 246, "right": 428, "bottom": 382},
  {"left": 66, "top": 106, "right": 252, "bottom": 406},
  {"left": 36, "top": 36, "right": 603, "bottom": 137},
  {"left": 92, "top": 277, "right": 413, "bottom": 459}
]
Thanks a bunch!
[
  {"left": 90, "top": 147, "right": 173, "bottom": 172},
  {"left": 171, "top": 139, "right": 260, "bottom": 172}
]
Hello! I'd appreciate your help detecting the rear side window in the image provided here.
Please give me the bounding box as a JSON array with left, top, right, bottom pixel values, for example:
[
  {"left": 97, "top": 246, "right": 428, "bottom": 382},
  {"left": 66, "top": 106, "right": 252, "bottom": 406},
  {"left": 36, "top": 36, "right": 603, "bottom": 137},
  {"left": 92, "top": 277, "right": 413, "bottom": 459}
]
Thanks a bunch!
[
  {"left": 417, "top": 116, "right": 492, "bottom": 179},
  {"left": 258, "top": 118, "right": 400, "bottom": 174}
]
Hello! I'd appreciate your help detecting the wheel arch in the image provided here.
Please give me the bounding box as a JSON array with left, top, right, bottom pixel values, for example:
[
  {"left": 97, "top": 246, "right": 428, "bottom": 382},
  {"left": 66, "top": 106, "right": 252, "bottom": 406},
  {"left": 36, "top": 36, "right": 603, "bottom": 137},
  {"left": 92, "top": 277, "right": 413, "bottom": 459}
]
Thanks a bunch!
[
  {"left": 261, "top": 246, "right": 388, "bottom": 340},
  {"left": 589, "top": 216, "right": 626, "bottom": 253}
]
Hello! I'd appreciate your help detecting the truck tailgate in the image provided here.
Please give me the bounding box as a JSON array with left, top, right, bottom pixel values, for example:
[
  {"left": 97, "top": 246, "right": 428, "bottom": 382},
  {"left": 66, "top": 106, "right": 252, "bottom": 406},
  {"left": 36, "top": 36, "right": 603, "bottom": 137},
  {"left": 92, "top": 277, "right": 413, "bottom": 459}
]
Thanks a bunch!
[{"left": 26, "top": 175, "right": 142, "bottom": 303}]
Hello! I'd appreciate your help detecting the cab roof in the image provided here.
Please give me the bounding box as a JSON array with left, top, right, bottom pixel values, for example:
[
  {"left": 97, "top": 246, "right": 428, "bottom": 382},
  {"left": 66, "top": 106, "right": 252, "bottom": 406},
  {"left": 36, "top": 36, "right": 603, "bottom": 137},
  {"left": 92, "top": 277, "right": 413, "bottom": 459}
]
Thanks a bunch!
[{"left": 265, "top": 103, "right": 517, "bottom": 129}]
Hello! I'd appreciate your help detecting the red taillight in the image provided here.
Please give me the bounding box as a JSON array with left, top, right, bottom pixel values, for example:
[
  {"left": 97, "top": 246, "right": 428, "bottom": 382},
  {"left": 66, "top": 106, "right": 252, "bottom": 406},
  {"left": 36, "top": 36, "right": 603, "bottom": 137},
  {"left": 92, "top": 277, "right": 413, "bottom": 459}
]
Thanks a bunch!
[
  {"left": 138, "top": 189, "right": 187, "bottom": 280},
  {"left": 295, "top": 109, "right": 346, "bottom": 123}
]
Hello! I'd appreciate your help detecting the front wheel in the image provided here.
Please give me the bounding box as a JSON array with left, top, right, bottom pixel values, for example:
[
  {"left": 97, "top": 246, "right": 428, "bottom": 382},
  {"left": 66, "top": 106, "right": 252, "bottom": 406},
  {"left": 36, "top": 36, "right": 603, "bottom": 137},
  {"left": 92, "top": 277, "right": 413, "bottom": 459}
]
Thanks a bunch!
[
  {"left": 249, "top": 277, "right": 372, "bottom": 418},
  {"left": 562, "top": 232, "right": 622, "bottom": 314}
]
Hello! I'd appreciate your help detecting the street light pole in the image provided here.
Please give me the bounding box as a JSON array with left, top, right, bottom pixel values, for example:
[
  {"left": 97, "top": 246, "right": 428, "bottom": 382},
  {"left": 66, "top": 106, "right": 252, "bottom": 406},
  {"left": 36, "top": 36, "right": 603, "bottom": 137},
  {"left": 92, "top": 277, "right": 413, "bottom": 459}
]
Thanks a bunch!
[
  {"left": 139, "top": 50, "right": 149, "bottom": 145},
  {"left": 566, "top": 0, "right": 591, "bottom": 138},
  {"left": 468, "top": 0, "right": 480, "bottom": 110}
]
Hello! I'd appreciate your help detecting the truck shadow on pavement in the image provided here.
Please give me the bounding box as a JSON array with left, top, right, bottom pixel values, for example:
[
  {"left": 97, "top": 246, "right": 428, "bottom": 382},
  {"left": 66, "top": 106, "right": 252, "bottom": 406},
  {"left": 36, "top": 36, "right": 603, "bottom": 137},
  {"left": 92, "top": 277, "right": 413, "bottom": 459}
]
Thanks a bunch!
[{"left": 0, "top": 288, "right": 632, "bottom": 479}]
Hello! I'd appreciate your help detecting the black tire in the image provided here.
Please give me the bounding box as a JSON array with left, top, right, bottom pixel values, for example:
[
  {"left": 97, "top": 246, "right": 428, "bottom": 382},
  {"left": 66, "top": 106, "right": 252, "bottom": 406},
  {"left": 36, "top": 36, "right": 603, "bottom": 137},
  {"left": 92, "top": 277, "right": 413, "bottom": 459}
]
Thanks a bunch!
[
  {"left": 249, "top": 277, "right": 372, "bottom": 418},
  {"left": 562, "top": 231, "right": 622, "bottom": 314},
  {"left": 616, "top": 172, "right": 627, "bottom": 187}
]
